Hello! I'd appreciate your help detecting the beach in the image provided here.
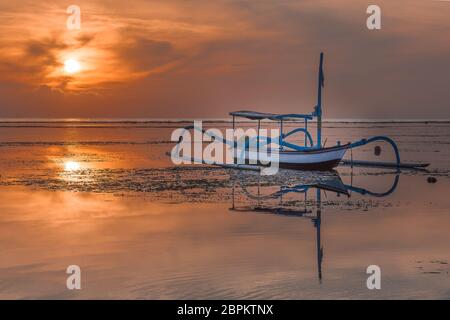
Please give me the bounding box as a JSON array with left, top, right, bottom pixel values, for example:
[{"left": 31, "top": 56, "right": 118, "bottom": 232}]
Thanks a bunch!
[{"left": 0, "top": 121, "right": 449, "bottom": 299}]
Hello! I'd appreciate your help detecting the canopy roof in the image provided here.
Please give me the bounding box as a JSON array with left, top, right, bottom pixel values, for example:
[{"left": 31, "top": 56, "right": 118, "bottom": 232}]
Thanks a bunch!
[{"left": 229, "top": 110, "right": 313, "bottom": 121}]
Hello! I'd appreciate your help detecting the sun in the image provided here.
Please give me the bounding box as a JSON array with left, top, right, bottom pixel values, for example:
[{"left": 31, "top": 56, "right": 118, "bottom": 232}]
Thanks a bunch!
[{"left": 64, "top": 59, "right": 81, "bottom": 74}]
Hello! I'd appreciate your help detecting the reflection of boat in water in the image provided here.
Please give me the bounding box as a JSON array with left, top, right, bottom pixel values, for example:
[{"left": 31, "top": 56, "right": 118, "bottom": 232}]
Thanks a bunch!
[
  {"left": 229, "top": 170, "right": 400, "bottom": 282},
  {"left": 230, "top": 171, "right": 348, "bottom": 217}
]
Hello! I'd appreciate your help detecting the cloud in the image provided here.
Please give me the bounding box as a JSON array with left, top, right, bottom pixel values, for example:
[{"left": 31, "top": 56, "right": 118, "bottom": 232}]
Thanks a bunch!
[
  {"left": 75, "top": 33, "right": 96, "bottom": 47},
  {"left": 114, "top": 31, "right": 184, "bottom": 75}
]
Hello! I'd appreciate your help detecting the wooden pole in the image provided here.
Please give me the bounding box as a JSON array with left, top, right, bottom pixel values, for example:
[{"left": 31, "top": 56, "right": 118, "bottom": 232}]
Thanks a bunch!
[{"left": 316, "top": 52, "right": 324, "bottom": 148}]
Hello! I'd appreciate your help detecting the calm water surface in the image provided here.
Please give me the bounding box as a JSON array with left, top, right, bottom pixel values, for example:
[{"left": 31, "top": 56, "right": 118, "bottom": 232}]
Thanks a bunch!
[{"left": 0, "top": 121, "right": 449, "bottom": 299}]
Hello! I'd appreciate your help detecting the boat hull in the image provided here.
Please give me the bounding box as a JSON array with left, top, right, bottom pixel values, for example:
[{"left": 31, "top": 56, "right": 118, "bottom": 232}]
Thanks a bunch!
[
  {"left": 235, "top": 145, "right": 349, "bottom": 171},
  {"left": 278, "top": 158, "right": 343, "bottom": 170}
]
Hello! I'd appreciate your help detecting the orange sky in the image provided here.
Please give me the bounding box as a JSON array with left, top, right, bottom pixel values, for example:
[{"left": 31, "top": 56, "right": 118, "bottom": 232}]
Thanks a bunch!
[{"left": 0, "top": 0, "right": 449, "bottom": 119}]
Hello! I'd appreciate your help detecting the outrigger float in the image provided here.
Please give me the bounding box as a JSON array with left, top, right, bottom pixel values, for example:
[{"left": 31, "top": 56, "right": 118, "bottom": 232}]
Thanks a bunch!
[{"left": 175, "top": 53, "right": 429, "bottom": 171}]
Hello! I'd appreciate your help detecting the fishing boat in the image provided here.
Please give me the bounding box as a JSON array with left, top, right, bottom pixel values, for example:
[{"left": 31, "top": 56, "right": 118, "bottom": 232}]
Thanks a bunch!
[
  {"left": 229, "top": 110, "right": 350, "bottom": 170},
  {"left": 173, "top": 53, "right": 429, "bottom": 171},
  {"left": 228, "top": 53, "right": 431, "bottom": 170}
]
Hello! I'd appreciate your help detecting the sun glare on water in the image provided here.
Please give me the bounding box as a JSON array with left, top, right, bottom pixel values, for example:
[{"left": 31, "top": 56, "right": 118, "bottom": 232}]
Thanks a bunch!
[
  {"left": 64, "top": 161, "right": 81, "bottom": 171},
  {"left": 64, "top": 59, "right": 81, "bottom": 74}
]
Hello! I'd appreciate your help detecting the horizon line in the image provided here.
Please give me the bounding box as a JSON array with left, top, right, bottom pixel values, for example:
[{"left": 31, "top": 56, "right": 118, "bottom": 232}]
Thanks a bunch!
[{"left": 0, "top": 117, "right": 450, "bottom": 124}]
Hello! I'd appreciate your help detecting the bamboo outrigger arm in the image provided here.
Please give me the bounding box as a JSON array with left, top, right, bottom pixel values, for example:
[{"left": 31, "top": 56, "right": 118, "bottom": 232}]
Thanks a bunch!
[
  {"left": 345, "top": 135, "right": 401, "bottom": 168},
  {"left": 343, "top": 136, "right": 429, "bottom": 169}
]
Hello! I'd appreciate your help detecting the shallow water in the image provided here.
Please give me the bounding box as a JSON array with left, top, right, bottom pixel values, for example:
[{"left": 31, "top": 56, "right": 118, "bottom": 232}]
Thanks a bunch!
[{"left": 0, "top": 121, "right": 449, "bottom": 299}]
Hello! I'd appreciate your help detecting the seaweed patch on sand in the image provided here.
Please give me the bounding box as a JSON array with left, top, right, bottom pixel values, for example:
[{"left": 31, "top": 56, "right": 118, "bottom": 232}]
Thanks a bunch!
[{"left": 0, "top": 166, "right": 396, "bottom": 211}]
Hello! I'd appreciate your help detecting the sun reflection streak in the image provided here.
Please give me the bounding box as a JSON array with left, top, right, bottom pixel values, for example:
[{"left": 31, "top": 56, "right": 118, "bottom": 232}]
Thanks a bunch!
[{"left": 64, "top": 160, "right": 81, "bottom": 171}]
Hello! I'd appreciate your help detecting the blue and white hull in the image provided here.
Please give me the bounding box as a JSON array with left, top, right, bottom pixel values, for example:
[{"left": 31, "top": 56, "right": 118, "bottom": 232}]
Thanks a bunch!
[{"left": 236, "top": 144, "right": 349, "bottom": 170}]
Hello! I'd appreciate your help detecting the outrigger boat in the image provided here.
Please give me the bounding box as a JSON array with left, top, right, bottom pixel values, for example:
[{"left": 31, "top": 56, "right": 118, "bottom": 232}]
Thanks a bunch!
[
  {"left": 229, "top": 110, "right": 349, "bottom": 170},
  {"left": 175, "top": 53, "right": 429, "bottom": 171}
]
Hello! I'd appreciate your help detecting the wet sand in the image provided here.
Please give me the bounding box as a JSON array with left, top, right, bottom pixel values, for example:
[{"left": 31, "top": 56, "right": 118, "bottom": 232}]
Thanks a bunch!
[{"left": 0, "top": 121, "right": 449, "bottom": 299}]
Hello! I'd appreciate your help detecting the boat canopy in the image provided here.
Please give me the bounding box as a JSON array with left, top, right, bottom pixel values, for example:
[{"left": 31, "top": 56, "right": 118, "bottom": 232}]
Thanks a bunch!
[{"left": 229, "top": 110, "right": 313, "bottom": 121}]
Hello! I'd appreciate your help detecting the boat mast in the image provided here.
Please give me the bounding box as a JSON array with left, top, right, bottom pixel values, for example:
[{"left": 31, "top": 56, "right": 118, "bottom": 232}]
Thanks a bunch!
[{"left": 315, "top": 52, "right": 324, "bottom": 148}]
